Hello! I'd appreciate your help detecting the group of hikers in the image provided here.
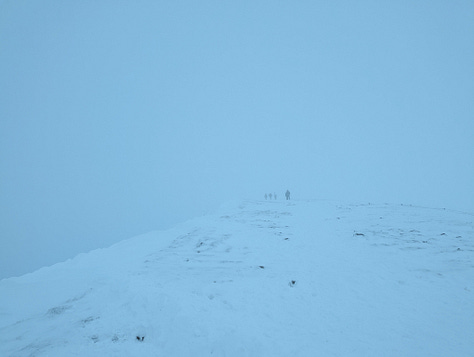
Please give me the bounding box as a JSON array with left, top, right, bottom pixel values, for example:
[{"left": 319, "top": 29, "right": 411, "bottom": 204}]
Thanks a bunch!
[
  {"left": 264, "top": 193, "right": 277, "bottom": 200},
  {"left": 264, "top": 190, "right": 291, "bottom": 200}
]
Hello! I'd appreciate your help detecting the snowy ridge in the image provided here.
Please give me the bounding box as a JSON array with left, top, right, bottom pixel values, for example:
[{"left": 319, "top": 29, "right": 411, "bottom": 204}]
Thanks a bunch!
[{"left": 0, "top": 200, "right": 473, "bottom": 356}]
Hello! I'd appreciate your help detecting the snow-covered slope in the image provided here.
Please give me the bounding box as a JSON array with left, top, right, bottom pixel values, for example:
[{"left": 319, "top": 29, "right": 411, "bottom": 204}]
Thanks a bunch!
[{"left": 1, "top": 200, "right": 473, "bottom": 356}]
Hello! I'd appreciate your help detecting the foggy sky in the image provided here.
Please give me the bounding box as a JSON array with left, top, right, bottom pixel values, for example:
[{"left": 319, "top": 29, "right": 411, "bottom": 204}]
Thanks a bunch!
[{"left": 1, "top": 1, "right": 473, "bottom": 279}]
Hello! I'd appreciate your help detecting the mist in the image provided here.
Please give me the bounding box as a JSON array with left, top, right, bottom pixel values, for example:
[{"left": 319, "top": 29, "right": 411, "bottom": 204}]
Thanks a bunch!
[{"left": 1, "top": 1, "right": 473, "bottom": 279}]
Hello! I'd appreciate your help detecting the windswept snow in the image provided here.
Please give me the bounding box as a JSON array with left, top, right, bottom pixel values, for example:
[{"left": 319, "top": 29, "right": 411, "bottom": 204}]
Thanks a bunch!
[{"left": 0, "top": 200, "right": 473, "bottom": 356}]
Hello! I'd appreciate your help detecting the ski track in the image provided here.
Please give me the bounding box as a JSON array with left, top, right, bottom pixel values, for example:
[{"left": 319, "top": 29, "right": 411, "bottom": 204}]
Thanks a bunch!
[{"left": 0, "top": 200, "right": 473, "bottom": 356}]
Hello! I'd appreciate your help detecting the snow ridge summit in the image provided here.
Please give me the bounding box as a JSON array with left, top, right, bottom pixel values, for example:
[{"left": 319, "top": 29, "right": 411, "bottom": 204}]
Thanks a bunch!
[{"left": 0, "top": 200, "right": 473, "bottom": 356}]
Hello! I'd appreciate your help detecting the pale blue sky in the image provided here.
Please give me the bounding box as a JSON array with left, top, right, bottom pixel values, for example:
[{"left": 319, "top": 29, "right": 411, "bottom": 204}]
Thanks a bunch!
[{"left": 1, "top": 0, "right": 473, "bottom": 279}]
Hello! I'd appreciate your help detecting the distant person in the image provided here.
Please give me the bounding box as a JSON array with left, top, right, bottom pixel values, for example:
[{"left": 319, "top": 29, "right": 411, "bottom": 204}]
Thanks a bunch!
[
  {"left": 269, "top": 193, "right": 273, "bottom": 200},
  {"left": 285, "top": 190, "right": 290, "bottom": 200},
  {"left": 264, "top": 193, "right": 268, "bottom": 200}
]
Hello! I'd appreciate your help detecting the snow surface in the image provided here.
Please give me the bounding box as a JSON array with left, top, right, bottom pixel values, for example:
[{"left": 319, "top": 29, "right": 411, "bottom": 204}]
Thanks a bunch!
[{"left": 0, "top": 200, "right": 473, "bottom": 356}]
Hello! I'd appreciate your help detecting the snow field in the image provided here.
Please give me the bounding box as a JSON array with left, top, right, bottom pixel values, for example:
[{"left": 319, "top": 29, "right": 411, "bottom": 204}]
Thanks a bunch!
[{"left": 0, "top": 200, "right": 472, "bottom": 356}]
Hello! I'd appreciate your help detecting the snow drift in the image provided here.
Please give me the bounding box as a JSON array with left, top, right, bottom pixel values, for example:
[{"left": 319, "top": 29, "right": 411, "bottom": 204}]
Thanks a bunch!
[{"left": 0, "top": 200, "right": 473, "bottom": 356}]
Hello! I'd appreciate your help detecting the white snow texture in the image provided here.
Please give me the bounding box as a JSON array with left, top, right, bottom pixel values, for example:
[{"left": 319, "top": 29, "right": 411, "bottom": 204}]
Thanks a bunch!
[{"left": 1, "top": 200, "right": 473, "bottom": 356}]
